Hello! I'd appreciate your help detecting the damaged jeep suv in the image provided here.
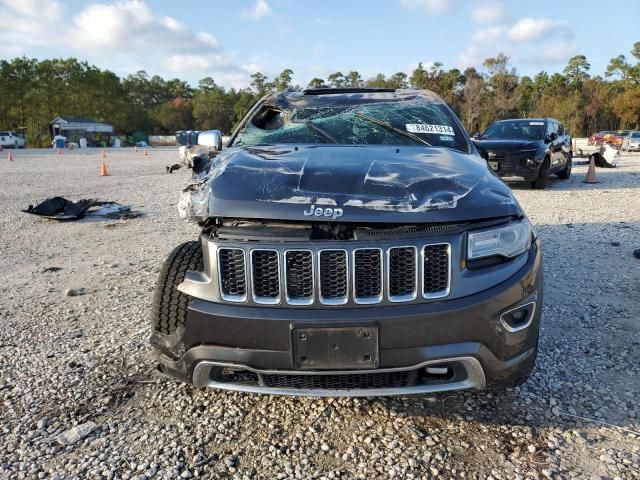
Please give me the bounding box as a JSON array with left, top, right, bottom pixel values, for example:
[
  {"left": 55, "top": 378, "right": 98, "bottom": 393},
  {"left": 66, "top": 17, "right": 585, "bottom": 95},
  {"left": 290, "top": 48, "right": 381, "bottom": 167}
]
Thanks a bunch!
[{"left": 151, "top": 88, "right": 542, "bottom": 397}]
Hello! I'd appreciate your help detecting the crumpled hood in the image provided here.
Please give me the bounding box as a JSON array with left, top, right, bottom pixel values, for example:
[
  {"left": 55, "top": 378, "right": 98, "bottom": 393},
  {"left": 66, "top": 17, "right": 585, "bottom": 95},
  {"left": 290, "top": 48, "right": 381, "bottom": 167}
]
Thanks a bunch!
[{"left": 203, "top": 145, "right": 521, "bottom": 223}]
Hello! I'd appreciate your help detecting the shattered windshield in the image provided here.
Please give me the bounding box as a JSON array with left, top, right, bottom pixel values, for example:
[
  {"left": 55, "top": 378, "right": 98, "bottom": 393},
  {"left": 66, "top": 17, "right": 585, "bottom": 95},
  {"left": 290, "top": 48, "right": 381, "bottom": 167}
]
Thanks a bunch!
[
  {"left": 232, "top": 97, "right": 470, "bottom": 152},
  {"left": 482, "top": 120, "right": 545, "bottom": 141}
]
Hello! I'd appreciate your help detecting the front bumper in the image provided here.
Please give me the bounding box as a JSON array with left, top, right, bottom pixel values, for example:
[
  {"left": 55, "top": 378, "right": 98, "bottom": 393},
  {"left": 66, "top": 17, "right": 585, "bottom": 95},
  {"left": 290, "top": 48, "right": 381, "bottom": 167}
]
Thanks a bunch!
[
  {"left": 153, "top": 241, "right": 542, "bottom": 396},
  {"left": 490, "top": 159, "right": 541, "bottom": 181}
]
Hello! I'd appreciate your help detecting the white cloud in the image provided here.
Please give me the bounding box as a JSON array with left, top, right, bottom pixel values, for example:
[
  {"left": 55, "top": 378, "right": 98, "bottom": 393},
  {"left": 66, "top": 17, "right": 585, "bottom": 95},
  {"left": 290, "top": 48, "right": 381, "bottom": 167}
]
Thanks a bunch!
[
  {"left": 71, "top": 1, "right": 218, "bottom": 52},
  {"left": 0, "top": 0, "right": 62, "bottom": 45},
  {"left": 520, "top": 42, "right": 577, "bottom": 66},
  {"left": 507, "top": 17, "right": 572, "bottom": 43},
  {"left": 471, "top": 2, "right": 507, "bottom": 23},
  {"left": 0, "top": 0, "right": 261, "bottom": 88},
  {"left": 456, "top": 16, "right": 575, "bottom": 70},
  {"left": 243, "top": 0, "right": 272, "bottom": 21},
  {"left": 399, "top": 0, "right": 454, "bottom": 15}
]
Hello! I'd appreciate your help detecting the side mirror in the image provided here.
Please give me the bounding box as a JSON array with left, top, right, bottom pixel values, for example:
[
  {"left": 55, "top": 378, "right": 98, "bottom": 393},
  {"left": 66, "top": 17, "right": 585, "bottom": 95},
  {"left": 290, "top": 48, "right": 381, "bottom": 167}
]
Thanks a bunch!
[
  {"left": 472, "top": 132, "right": 481, "bottom": 140},
  {"left": 197, "top": 130, "right": 223, "bottom": 151}
]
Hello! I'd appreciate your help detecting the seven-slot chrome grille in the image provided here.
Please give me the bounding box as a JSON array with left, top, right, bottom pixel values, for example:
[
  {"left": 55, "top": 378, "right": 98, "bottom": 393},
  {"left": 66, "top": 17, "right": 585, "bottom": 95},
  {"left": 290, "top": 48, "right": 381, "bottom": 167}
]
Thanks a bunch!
[{"left": 216, "top": 242, "right": 451, "bottom": 307}]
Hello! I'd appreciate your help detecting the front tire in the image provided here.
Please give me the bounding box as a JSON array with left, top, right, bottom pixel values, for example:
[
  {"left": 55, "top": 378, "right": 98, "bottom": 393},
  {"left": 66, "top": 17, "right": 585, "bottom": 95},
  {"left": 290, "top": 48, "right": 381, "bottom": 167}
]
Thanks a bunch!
[
  {"left": 557, "top": 152, "right": 572, "bottom": 180},
  {"left": 531, "top": 157, "right": 550, "bottom": 189},
  {"left": 151, "top": 241, "right": 203, "bottom": 336}
]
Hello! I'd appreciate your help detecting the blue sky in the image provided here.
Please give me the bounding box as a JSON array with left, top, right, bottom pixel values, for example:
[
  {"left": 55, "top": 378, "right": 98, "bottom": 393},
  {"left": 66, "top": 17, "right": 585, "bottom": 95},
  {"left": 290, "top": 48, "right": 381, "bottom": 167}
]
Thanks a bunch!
[{"left": 1, "top": 0, "right": 638, "bottom": 88}]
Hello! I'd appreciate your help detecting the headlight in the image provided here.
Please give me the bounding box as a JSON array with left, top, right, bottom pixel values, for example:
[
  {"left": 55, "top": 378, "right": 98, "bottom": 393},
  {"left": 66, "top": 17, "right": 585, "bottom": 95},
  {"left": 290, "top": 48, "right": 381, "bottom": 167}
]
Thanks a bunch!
[{"left": 467, "top": 219, "right": 532, "bottom": 260}]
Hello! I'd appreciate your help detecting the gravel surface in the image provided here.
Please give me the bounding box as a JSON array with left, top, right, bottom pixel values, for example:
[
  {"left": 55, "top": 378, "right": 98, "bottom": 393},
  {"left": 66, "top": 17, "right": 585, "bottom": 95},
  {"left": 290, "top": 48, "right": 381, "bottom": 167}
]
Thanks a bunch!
[{"left": 1, "top": 146, "right": 639, "bottom": 479}]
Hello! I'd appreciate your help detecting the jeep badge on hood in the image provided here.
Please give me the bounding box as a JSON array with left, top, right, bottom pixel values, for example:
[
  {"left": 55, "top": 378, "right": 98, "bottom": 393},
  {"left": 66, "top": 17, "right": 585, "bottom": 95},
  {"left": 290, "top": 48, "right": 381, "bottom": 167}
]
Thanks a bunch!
[{"left": 303, "top": 204, "right": 344, "bottom": 220}]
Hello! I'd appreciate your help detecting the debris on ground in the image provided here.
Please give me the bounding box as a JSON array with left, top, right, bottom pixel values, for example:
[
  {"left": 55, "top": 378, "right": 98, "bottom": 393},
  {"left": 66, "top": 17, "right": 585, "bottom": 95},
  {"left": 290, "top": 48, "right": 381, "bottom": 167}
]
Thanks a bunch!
[
  {"left": 23, "top": 197, "right": 142, "bottom": 221},
  {"left": 590, "top": 144, "right": 618, "bottom": 168},
  {"left": 41, "top": 266, "right": 62, "bottom": 273},
  {"left": 55, "top": 421, "right": 98, "bottom": 446},
  {"left": 64, "top": 288, "right": 86, "bottom": 297}
]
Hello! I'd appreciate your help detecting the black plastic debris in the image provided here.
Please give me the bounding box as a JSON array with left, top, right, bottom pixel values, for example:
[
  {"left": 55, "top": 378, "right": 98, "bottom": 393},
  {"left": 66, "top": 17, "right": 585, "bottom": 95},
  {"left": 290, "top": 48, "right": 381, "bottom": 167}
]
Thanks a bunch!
[
  {"left": 590, "top": 145, "right": 617, "bottom": 168},
  {"left": 166, "top": 164, "right": 183, "bottom": 173},
  {"left": 42, "top": 266, "right": 63, "bottom": 273},
  {"left": 23, "top": 197, "right": 142, "bottom": 221}
]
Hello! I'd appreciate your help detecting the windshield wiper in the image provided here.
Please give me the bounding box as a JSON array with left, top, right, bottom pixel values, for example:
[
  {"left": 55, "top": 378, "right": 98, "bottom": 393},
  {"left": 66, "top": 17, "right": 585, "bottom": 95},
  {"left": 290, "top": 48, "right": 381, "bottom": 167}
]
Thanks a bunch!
[
  {"left": 293, "top": 120, "right": 338, "bottom": 143},
  {"left": 353, "top": 112, "right": 431, "bottom": 146}
]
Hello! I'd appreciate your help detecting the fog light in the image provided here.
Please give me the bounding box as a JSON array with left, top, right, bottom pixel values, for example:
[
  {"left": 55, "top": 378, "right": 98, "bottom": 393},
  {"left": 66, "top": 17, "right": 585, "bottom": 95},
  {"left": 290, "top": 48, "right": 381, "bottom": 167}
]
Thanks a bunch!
[
  {"left": 500, "top": 301, "right": 536, "bottom": 332},
  {"left": 525, "top": 159, "right": 536, "bottom": 168},
  {"left": 425, "top": 366, "right": 449, "bottom": 375}
]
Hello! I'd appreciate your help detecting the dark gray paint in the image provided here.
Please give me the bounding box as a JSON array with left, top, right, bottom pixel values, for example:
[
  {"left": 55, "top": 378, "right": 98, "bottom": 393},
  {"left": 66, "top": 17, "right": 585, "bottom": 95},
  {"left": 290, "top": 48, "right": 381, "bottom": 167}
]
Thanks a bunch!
[{"left": 204, "top": 144, "right": 521, "bottom": 223}]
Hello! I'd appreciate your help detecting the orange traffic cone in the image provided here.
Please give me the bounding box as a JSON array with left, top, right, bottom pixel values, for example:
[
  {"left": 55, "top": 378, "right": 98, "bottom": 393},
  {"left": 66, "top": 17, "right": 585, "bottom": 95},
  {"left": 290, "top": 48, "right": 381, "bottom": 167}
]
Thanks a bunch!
[
  {"left": 100, "top": 159, "right": 108, "bottom": 176},
  {"left": 101, "top": 149, "right": 106, "bottom": 158},
  {"left": 584, "top": 156, "right": 598, "bottom": 184},
  {"left": 8, "top": 150, "right": 13, "bottom": 162},
  {"left": 144, "top": 148, "right": 148, "bottom": 156}
]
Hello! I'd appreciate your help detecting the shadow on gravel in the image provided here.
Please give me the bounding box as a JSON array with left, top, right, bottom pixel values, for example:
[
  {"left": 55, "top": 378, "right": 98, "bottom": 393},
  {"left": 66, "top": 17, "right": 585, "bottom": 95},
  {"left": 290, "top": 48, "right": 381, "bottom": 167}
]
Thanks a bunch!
[{"left": 507, "top": 168, "right": 640, "bottom": 191}]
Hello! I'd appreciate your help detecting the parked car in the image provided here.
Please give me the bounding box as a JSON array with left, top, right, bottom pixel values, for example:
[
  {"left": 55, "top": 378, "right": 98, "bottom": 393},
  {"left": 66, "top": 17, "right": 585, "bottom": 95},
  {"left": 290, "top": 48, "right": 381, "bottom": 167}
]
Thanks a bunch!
[
  {"left": 472, "top": 118, "right": 572, "bottom": 189},
  {"left": 588, "top": 130, "right": 614, "bottom": 146},
  {"left": 150, "top": 88, "right": 542, "bottom": 397},
  {"left": 609, "top": 130, "right": 630, "bottom": 149},
  {"left": 0, "top": 131, "right": 25, "bottom": 148},
  {"left": 622, "top": 131, "right": 640, "bottom": 151}
]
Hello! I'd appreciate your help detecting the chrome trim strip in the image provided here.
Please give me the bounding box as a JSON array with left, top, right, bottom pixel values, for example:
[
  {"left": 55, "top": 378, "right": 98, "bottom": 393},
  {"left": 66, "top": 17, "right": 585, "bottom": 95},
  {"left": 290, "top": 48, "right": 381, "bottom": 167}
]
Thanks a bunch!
[
  {"left": 284, "top": 249, "right": 315, "bottom": 305},
  {"left": 500, "top": 301, "right": 537, "bottom": 333},
  {"left": 317, "top": 249, "right": 349, "bottom": 305},
  {"left": 386, "top": 246, "right": 418, "bottom": 303},
  {"left": 192, "top": 356, "right": 486, "bottom": 397},
  {"left": 352, "top": 248, "right": 383, "bottom": 305},
  {"left": 421, "top": 243, "right": 452, "bottom": 300},
  {"left": 250, "top": 249, "right": 281, "bottom": 305},
  {"left": 217, "top": 248, "right": 248, "bottom": 303}
]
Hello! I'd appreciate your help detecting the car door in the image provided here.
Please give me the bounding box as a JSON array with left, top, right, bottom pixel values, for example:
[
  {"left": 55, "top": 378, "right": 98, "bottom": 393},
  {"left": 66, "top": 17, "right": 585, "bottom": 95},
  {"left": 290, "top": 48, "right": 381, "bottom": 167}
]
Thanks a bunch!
[
  {"left": 557, "top": 123, "right": 570, "bottom": 167},
  {"left": 545, "top": 121, "right": 559, "bottom": 168}
]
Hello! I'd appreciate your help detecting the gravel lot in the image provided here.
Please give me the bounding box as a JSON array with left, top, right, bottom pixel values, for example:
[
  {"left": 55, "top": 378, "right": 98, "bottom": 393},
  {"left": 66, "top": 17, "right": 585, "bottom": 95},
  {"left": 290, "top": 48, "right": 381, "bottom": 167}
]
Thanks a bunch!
[{"left": 1, "top": 145, "right": 639, "bottom": 479}]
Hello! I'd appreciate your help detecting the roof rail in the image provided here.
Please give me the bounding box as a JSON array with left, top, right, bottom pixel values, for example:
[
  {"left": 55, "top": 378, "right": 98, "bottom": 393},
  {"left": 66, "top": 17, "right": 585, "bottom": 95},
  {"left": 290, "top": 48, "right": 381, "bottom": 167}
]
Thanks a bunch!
[{"left": 302, "top": 88, "right": 396, "bottom": 95}]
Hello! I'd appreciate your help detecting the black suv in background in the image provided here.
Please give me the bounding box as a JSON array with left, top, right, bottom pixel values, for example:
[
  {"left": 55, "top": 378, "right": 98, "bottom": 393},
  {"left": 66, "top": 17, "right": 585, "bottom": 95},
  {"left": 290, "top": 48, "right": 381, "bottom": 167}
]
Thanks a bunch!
[{"left": 473, "top": 118, "right": 572, "bottom": 189}]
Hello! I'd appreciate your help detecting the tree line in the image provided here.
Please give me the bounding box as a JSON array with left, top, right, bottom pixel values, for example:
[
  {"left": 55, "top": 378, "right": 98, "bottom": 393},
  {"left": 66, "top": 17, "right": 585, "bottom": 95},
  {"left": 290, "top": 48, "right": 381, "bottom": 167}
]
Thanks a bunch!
[{"left": 1, "top": 41, "right": 639, "bottom": 147}]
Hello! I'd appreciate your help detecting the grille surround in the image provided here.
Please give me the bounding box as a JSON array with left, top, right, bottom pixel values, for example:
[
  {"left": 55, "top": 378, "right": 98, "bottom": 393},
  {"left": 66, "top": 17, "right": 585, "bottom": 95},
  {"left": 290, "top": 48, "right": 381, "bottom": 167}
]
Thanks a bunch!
[
  {"left": 217, "top": 248, "right": 247, "bottom": 302},
  {"left": 215, "top": 241, "right": 451, "bottom": 307},
  {"left": 387, "top": 246, "right": 418, "bottom": 302},
  {"left": 352, "top": 248, "right": 383, "bottom": 304},
  {"left": 318, "top": 249, "right": 349, "bottom": 305},
  {"left": 284, "top": 250, "right": 314, "bottom": 305},
  {"left": 422, "top": 243, "right": 451, "bottom": 299},
  {"left": 250, "top": 249, "right": 281, "bottom": 304}
]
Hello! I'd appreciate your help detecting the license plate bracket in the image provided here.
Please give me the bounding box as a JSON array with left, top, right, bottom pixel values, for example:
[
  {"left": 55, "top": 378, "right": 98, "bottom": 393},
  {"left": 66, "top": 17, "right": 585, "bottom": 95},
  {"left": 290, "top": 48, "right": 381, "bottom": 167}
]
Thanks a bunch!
[{"left": 292, "top": 327, "right": 379, "bottom": 370}]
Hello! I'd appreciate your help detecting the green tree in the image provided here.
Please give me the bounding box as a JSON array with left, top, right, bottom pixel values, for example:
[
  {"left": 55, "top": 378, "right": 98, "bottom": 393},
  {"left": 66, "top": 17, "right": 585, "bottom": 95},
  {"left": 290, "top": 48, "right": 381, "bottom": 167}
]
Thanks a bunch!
[
  {"left": 250, "top": 72, "right": 270, "bottom": 95},
  {"left": 192, "top": 80, "right": 234, "bottom": 133},
  {"left": 563, "top": 55, "right": 591, "bottom": 89},
  {"left": 327, "top": 72, "right": 346, "bottom": 88},
  {"left": 346, "top": 71, "right": 363, "bottom": 87},
  {"left": 272, "top": 69, "right": 294, "bottom": 91},
  {"left": 307, "top": 78, "right": 326, "bottom": 88}
]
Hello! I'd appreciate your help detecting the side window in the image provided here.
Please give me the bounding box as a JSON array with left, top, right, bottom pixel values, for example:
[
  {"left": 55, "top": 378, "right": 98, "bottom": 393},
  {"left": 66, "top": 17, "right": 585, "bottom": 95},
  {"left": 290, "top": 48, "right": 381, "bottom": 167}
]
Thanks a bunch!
[
  {"left": 557, "top": 123, "right": 564, "bottom": 136},
  {"left": 546, "top": 122, "right": 555, "bottom": 137}
]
